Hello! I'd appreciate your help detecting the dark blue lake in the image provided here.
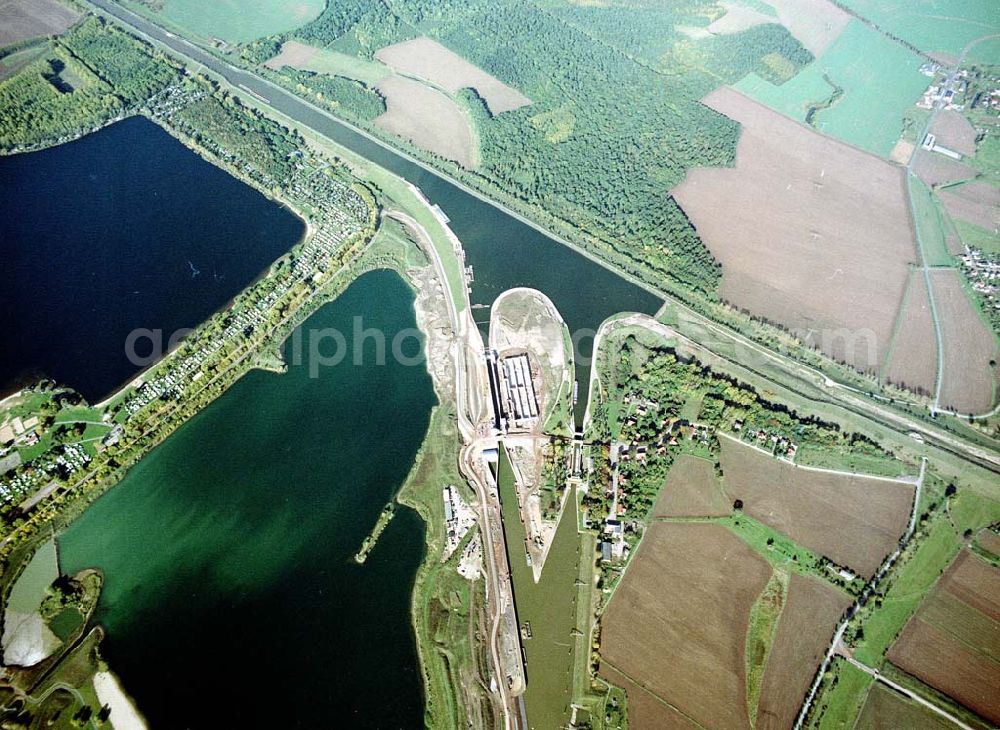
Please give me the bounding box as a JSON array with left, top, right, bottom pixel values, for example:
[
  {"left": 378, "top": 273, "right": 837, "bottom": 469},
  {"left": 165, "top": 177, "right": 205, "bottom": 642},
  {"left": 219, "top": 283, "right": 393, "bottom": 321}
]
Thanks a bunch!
[{"left": 0, "top": 116, "right": 304, "bottom": 402}]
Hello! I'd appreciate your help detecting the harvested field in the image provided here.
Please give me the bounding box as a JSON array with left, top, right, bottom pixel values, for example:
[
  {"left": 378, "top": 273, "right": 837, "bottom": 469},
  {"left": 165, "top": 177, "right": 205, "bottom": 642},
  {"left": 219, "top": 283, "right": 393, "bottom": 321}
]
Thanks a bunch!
[
  {"left": 978, "top": 530, "right": 1000, "bottom": 558},
  {"left": 887, "top": 550, "right": 1000, "bottom": 725},
  {"left": 932, "top": 269, "right": 997, "bottom": 414},
  {"left": 718, "top": 438, "right": 914, "bottom": 578},
  {"left": 756, "top": 574, "right": 852, "bottom": 729},
  {"left": 890, "top": 139, "right": 915, "bottom": 165},
  {"left": 884, "top": 271, "right": 937, "bottom": 396},
  {"left": 708, "top": 2, "right": 773, "bottom": 35},
  {"left": 264, "top": 40, "right": 389, "bottom": 86},
  {"left": 940, "top": 182, "right": 1000, "bottom": 232},
  {"left": 265, "top": 39, "right": 317, "bottom": 69},
  {"left": 374, "top": 75, "right": 475, "bottom": 168},
  {"left": 600, "top": 522, "right": 771, "bottom": 729},
  {"left": 855, "top": 682, "right": 954, "bottom": 730},
  {"left": 375, "top": 36, "right": 530, "bottom": 115},
  {"left": 764, "top": 0, "right": 850, "bottom": 56},
  {"left": 601, "top": 667, "right": 699, "bottom": 729},
  {"left": 929, "top": 110, "right": 978, "bottom": 157},
  {"left": 0, "top": 0, "right": 79, "bottom": 46},
  {"left": 652, "top": 454, "right": 730, "bottom": 517},
  {"left": 673, "top": 87, "right": 919, "bottom": 373},
  {"left": 889, "top": 620, "right": 1000, "bottom": 724},
  {"left": 913, "top": 148, "right": 977, "bottom": 187}
]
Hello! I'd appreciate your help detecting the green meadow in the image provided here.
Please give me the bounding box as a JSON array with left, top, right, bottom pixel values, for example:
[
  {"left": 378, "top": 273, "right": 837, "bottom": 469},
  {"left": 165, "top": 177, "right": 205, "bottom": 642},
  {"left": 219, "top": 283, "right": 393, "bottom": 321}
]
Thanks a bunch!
[
  {"left": 735, "top": 20, "right": 928, "bottom": 156},
  {"left": 153, "top": 0, "right": 324, "bottom": 44},
  {"left": 836, "top": 0, "right": 1000, "bottom": 62}
]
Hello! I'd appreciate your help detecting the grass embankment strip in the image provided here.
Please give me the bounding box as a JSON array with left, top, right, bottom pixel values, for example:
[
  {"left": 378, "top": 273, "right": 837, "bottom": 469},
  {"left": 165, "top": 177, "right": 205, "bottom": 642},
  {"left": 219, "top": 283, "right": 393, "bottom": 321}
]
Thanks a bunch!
[
  {"left": 746, "top": 570, "right": 788, "bottom": 722},
  {"left": 810, "top": 657, "right": 873, "bottom": 729},
  {"left": 853, "top": 518, "right": 961, "bottom": 666}
]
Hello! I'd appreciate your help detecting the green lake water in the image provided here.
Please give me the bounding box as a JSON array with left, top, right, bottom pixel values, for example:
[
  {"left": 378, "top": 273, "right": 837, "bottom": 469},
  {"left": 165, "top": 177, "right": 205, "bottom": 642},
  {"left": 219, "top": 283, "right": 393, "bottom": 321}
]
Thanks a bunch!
[{"left": 59, "top": 270, "right": 435, "bottom": 728}]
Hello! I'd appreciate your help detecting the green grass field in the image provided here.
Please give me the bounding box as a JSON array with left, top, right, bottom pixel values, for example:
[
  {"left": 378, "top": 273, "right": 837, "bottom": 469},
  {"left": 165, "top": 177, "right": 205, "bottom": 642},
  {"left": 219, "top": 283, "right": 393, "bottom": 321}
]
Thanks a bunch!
[
  {"left": 156, "top": 0, "right": 324, "bottom": 44},
  {"left": 811, "top": 657, "right": 874, "bottom": 729},
  {"left": 910, "top": 176, "right": 956, "bottom": 266},
  {"left": 836, "top": 0, "right": 999, "bottom": 62},
  {"left": 852, "top": 518, "right": 960, "bottom": 666},
  {"left": 794, "top": 444, "right": 915, "bottom": 478},
  {"left": 955, "top": 219, "right": 1000, "bottom": 255},
  {"left": 735, "top": 20, "right": 928, "bottom": 156},
  {"left": 288, "top": 45, "right": 390, "bottom": 86}
]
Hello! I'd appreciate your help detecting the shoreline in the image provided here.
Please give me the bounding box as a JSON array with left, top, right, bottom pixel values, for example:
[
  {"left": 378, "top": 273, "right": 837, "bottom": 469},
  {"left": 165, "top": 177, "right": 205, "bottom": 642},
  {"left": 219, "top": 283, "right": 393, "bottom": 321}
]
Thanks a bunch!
[{"left": 94, "top": 670, "right": 147, "bottom": 730}]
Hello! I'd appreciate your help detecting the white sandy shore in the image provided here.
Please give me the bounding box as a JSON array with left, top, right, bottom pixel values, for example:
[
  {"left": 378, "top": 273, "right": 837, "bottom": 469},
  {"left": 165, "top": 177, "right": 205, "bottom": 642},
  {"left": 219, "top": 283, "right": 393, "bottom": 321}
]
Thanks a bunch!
[{"left": 94, "top": 671, "right": 147, "bottom": 730}]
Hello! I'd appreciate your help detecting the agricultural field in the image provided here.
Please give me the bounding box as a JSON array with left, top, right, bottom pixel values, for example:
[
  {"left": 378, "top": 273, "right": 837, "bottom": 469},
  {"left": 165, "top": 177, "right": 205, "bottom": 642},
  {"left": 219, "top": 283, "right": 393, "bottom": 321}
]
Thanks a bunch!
[
  {"left": 672, "top": 86, "right": 920, "bottom": 373},
  {"left": 375, "top": 36, "right": 531, "bottom": 115},
  {"left": 651, "top": 454, "right": 730, "bottom": 518},
  {"left": 886, "top": 549, "right": 1000, "bottom": 725},
  {"left": 807, "top": 657, "right": 873, "bottom": 729},
  {"left": 374, "top": 74, "right": 476, "bottom": 168},
  {"left": 265, "top": 40, "right": 389, "bottom": 86},
  {"left": 140, "top": 0, "right": 324, "bottom": 44},
  {"left": 0, "top": 0, "right": 79, "bottom": 47},
  {"left": 883, "top": 272, "right": 937, "bottom": 396},
  {"left": 932, "top": 269, "right": 997, "bottom": 414},
  {"left": 718, "top": 438, "right": 914, "bottom": 578},
  {"left": 705, "top": 2, "right": 775, "bottom": 36},
  {"left": 760, "top": 0, "right": 850, "bottom": 55},
  {"left": 600, "top": 522, "right": 770, "bottom": 729},
  {"left": 855, "top": 682, "right": 955, "bottom": 730},
  {"left": 735, "top": 20, "right": 928, "bottom": 156},
  {"left": 836, "top": 0, "right": 1000, "bottom": 62},
  {"left": 913, "top": 148, "right": 978, "bottom": 187},
  {"left": 756, "top": 574, "right": 851, "bottom": 729},
  {"left": 940, "top": 181, "right": 1000, "bottom": 232},
  {"left": 929, "top": 110, "right": 978, "bottom": 157}
]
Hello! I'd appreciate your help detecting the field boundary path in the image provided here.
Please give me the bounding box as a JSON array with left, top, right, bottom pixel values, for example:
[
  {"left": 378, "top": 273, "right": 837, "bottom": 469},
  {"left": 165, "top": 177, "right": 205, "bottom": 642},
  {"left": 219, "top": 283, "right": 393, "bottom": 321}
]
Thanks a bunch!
[
  {"left": 793, "top": 457, "right": 925, "bottom": 729},
  {"left": 839, "top": 655, "right": 974, "bottom": 730}
]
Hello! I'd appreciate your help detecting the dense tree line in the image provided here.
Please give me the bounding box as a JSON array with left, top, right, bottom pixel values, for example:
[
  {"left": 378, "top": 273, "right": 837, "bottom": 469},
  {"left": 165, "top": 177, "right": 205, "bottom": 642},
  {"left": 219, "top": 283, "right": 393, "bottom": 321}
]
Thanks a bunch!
[
  {"left": 278, "top": 67, "right": 386, "bottom": 121},
  {"left": 0, "top": 49, "right": 113, "bottom": 149},
  {"left": 295, "top": 0, "right": 413, "bottom": 57},
  {"left": 0, "top": 17, "right": 176, "bottom": 151},
  {"left": 170, "top": 92, "right": 302, "bottom": 182},
  {"left": 279, "top": 0, "right": 812, "bottom": 296},
  {"left": 61, "top": 17, "right": 176, "bottom": 106}
]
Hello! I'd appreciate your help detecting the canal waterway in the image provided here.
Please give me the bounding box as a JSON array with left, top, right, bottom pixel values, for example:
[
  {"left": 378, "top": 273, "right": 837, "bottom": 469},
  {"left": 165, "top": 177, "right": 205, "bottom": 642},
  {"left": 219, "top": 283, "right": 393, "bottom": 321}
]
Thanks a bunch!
[
  {"left": 59, "top": 270, "right": 434, "bottom": 728},
  {"left": 0, "top": 116, "right": 304, "bottom": 403}
]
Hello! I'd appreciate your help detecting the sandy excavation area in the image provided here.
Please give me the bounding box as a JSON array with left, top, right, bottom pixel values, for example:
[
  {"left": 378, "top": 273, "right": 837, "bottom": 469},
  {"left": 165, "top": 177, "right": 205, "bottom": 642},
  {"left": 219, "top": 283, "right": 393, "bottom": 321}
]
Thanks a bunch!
[
  {"left": 673, "top": 86, "right": 921, "bottom": 374},
  {"left": 376, "top": 36, "right": 531, "bottom": 114}
]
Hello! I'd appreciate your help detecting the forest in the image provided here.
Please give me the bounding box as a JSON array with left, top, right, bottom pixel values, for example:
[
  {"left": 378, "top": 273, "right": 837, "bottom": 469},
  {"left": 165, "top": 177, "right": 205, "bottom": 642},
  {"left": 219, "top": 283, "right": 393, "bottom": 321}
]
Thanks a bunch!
[
  {"left": 0, "top": 17, "right": 176, "bottom": 150},
  {"left": 275, "top": 0, "right": 814, "bottom": 296}
]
